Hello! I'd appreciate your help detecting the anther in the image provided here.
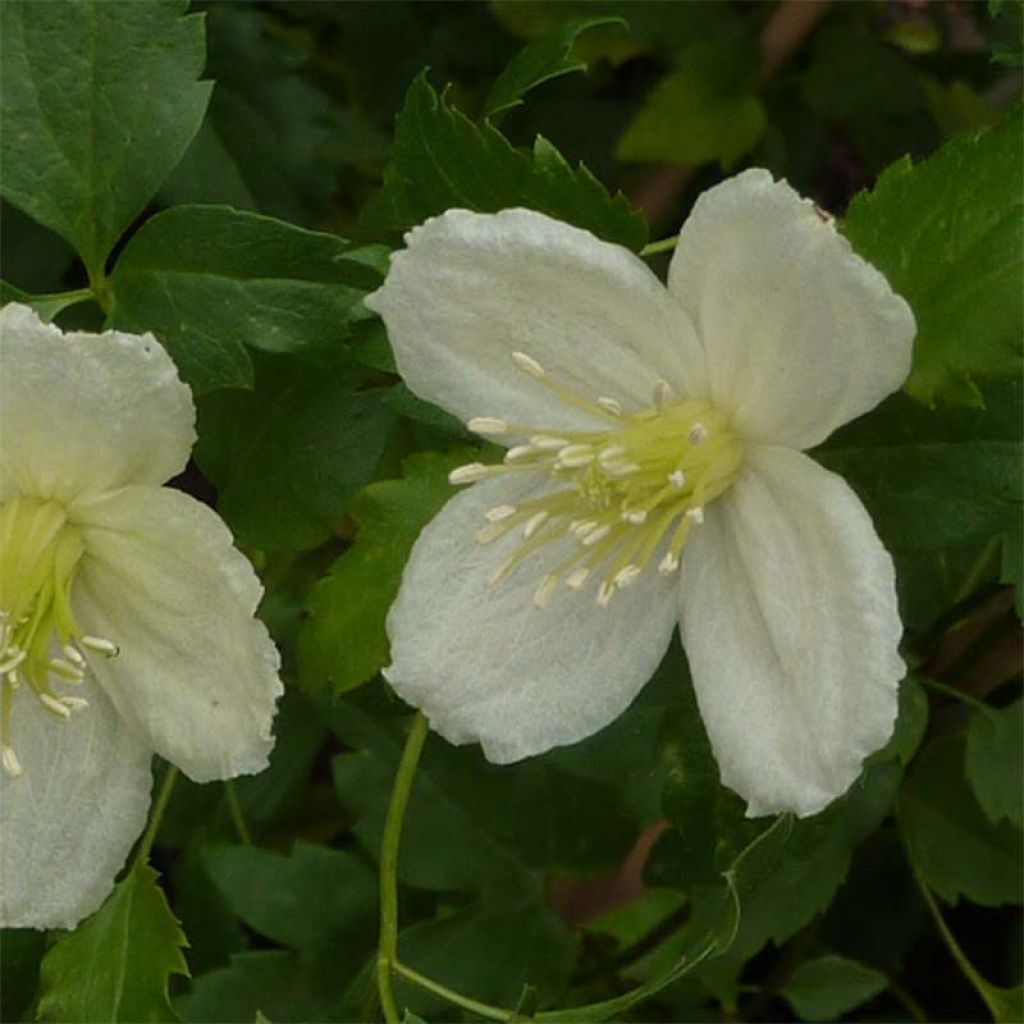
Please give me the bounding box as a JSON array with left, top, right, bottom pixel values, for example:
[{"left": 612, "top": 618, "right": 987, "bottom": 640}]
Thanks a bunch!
[
  {"left": 604, "top": 461, "right": 641, "bottom": 477},
  {"left": 654, "top": 380, "right": 673, "bottom": 409},
  {"left": 49, "top": 658, "right": 85, "bottom": 683},
  {"left": 557, "top": 444, "right": 595, "bottom": 468},
  {"left": 476, "top": 522, "right": 509, "bottom": 544},
  {"left": 687, "top": 506, "right": 705, "bottom": 525},
  {"left": 597, "top": 396, "right": 623, "bottom": 416},
  {"left": 61, "top": 697, "right": 89, "bottom": 712},
  {"left": 569, "top": 519, "right": 598, "bottom": 538},
  {"left": 511, "top": 351, "right": 546, "bottom": 379},
  {"left": 614, "top": 565, "right": 642, "bottom": 588},
  {"left": 523, "top": 511, "right": 549, "bottom": 539},
  {"left": 63, "top": 645, "right": 86, "bottom": 667},
  {"left": 533, "top": 574, "right": 559, "bottom": 609},
  {"left": 566, "top": 567, "right": 591, "bottom": 590},
  {"left": 81, "top": 636, "right": 119, "bottom": 658},
  {"left": 597, "top": 581, "right": 616, "bottom": 608},
  {"left": 488, "top": 555, "right": 516, "bottom": 586},
  {"left": 505, "top": 444, "right": 537, "bottom": 463},
  {"left": 668, "top": 469, "right": 686, "bottom": 489},
  {"left": 40, "top": 693, "right": 72, "bottom": 719},
  {"left": 582, "top": 524, "right": 611, "bottom": 547},
  {"left": 2, "top": 745, "right": 22, "bottom": 777},
  {"left": 622, "top": 509, "right": 648, "bottom": 525},
  {"left": 531, "top": 435, "right": 570, "bottom": 450},
  {"left": 467, "top": 417, "right": 509, "bottom": 436},
  {"left": 486, "top": 505, "right": 517, "bottom": 522},
  {"left": 598, "top": 445, "right": 627, "bottom": 462},
  {"left": 449, "top": 463, "right": 489, "bottom": 485},
  {"left": 0, "top": 649, "right": 26, "bottom": 675},
  {"left": 659, "top": 552, "right": 681, "bottom": 575},
  {"left": 688, "top": 423, "right": 709, "bottom": 444}
]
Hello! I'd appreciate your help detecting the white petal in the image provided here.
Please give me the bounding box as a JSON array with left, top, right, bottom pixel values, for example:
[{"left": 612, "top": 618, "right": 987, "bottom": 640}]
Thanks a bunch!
[
  {"left": 0, "top": 303, "right": 195, "bottom": 505},
  {"left": 385, "top": 476, "right": 679, "bottom": 762},
  {"left": 72, "top": 486, "right": 283, "bottom": 783},
  {"left": 678, "top": 446, "right": 903, "bottom": 818},
  {"left": 0, "top": 677, "right": 152, "bottom": 929},
  {"left": 668, "top": 170, "right": 915, "bottom": 450},
  {"left": 365, "top": 209, "right": 707, "bottom": 435}
]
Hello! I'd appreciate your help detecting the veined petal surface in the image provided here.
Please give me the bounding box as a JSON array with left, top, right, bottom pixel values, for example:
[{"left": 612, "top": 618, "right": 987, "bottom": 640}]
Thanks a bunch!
[
  {"left": 0, "top": 303, "right": 195, "bottom": 505},
  {"left": 366, "top": 208, "right": 707, "bottom": 435},
  {"left": 385, "top": 476, "right": 679, "bottom": 762},
  {"left": 72, "top": 486, "right": 282, "bottom": 783},
  {"left": 0, "top": 677, "right": 152, "bottom": 930},
  {"left": 678, "top": 446, "right": 903, "bottom": 818},
  {"left": 668, "top": 170, "right": 915, "bottom": 450}
]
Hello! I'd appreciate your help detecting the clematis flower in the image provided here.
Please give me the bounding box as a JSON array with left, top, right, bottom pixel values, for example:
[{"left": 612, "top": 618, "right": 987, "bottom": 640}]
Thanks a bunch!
[
  {"left": 0, "top": 303, "right": 282, "bottom": 929},
  {"left": 365, "top": 170, "right": 915, "bottom": 818}
]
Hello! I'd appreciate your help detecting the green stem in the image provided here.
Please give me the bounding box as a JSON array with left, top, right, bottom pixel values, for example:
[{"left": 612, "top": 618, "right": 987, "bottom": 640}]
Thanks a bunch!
[
  {"left": 953, "top": 535, "right": 1002, "bottom": 606},
  {"left": 910, "top": 848, "right": 1003, "bottom": 1020},
  {"left": 919, "top": 676, "right": 989, "bottom": 712},
  {"left": 225, "top": 778, "right": 253, "bottom": 846},
  {"left": 640, "top": 235, "right": 679, "bottom": 257},
  {"left": 392, "top": 962, "right": 513, "bottom": 1022},
  {"left": 137, "top": 765, "right": 178, "bottom": 865},
  {"left": 377, "top": 712, "right": 430, "bottom": 1024}
]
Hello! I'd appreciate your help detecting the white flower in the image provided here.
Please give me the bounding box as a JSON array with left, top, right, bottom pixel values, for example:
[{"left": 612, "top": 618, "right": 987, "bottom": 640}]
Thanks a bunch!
[
  {"left": 0, "top": 304, "right": 283, "bottom": 929},
  {"left": 365, "top": 170, "right": 916, "bottom": 819}
]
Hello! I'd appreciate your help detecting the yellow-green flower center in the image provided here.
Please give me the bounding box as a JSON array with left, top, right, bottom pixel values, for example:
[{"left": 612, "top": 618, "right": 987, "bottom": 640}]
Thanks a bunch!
[
  {"left": 450, "top": 351, "right": 745, "bottom": 608},
  {"left": 0, "top": 496, "right": 117, "bottom": 776}
]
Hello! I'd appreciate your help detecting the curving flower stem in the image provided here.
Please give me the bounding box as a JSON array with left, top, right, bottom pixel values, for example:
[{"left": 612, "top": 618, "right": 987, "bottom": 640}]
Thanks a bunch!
[
  {"left": 377, "top": 711, "right": 430, "bottom": 1024},
  {"left": 137, "top": 765, "right": 179, "bottom": 865},
  {"left": 225, "top": 778, "right": 253, "bottom": 845},
  {"left": 639, "top": 235, "right": 679, "bottom": 258}
]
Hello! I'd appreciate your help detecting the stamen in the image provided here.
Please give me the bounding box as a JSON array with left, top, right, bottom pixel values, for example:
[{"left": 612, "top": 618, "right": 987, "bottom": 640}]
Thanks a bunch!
[
  {"left": 511, "top": 351, "right": 546, "bottom": 379},
  {"left": 598, "top": 445, "right": 627, "bottom": 462},
  {"left": 566, "top": 567, "right": 591, "bottom": 590},
  {"left": 488, "top": 555, "right": 516, "bottom": 586},
  {"left": 668, "top": 469, "right": 686, "bottom": 489},
  {"left": 659, "top": 552, "right": 681, "bottom": 575},
  {"left": 597, "top": 581, "right": 616, "bottom": 607},
  {"left": 486, "top": 505, "right": 517, "bottom": 522},
  {"left": 61, "top": 697, "right": 89, "bottom": 712},
  {"left": 523, "top": 511, "right": 549, "bottom": 539},
  {"left": 505, "top": 444, "right": 537, "bottom": 463},
  {"left": 654, "top": 380, "right": 673, "bottom": 409},
  {"left": 614, "top": 565, "right": 642, "bottom": 588},
  {"left": 477, "top": 522, "right": 509, "bottom": 544},
  {"left": 688, "top": 423, "right": 708, "bottom": 444},
  {"left": 557, "top": 444, "right": 595, "bottom": 468},
  {"left": 449, "top": 463, "right": 489, "bottom": 485},
  {"left": 467, "top": 417, "right": 509, "bottom": 436},
  {"left": 0, "top": 649, "right": 26, "bottom": 675},
  {"left": 39, "top": 693, "right": 72, "bottom": 719},
  {"left": 81, "top": 636, "right": 119, "bottom": 657},
  {"left": 597, "top": 396, "right": 623, "bottom": 416},
  {"left": 49, "top": 658, "right": 85, "bottom": 683},
  {"left": 531, "top": 435, "right": 570, "bottom": 450},
  {"left": 687, "top": 506, "right": 705, "bottom": 525},
  {"left": 62, "top": 644, "right": 86, "bottom": 667},
  {"left": 582, "top": 524, "right": 612, "bottom": 547},
  {"left": 622, "top": 509, "right": 648, "bottom": 525},
  {"left": 533, "top": 574, "right": 559, "bottom": 609},
  {"left": 2, "top": 745, "right": 21, "bottom": 777}
]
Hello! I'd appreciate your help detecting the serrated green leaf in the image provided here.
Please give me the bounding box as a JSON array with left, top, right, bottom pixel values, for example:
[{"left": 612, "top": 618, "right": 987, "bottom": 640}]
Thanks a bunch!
[
  {"left": 110, "top": 205, "right": 383, "bottom": 394},
  {"left": 37, "top": 860, "right": 189, "bottom": 1023},
  {"left": 0, "top": 0, "right": 210, "bottom": 276},
  {"left": 873, "top": 676, "right": 929, "bottom": 767},
  {"left": 203, "top": 842, "right": 377, "bottom": 952},
  {"left": 485, "top": 16, "right": 626, "bottom": 121},
  {"left": 781, "top": 955, "right": 888, "bottom": 1022},
  {"left": 965, "top": 701, "right": 1023, "bottom": 829},
  {"left": 298, "top": 450, "right": 468, "bottom": 696},
  {"left": 360, "top": 73, "right": 647, "bottom": 251},
  {"left": 617, "top": 33, "right": 764, "bottom": 168},
  {"left": 0, "top": 283, "right": 91, "bottom": 322},
  {"left": 900, "top": 734, "right": 1023, "bottom": 906},
  {"left": 843, "top": 113, "right": 1023, "bottom": 405},
  {"left": 194, "top": 351, "right": 394, "bottom": 552}
]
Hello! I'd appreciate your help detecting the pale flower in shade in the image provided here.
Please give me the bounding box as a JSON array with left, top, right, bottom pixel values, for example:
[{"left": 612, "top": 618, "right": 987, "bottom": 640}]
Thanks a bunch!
[
  {"left": 0, "top": 303, "right": 283, "bottom": 929},
  {"left": 365, "top": 169, "right": 916, "bottom": 819}
]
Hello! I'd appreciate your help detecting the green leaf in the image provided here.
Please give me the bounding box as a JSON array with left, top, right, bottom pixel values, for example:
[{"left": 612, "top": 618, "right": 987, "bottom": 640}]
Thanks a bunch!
[
  {"left": 843, "top": 113, "right": 1023, "bottom": 405},
  {"left": 899, "top": 734, "right": 1023, "bottom": 907},
  {"left": 819, "top": 380, "right": 1022, "bottom": 627},
  {"left": 872, "top": 676, "right": 930, "bottom": 767},
  {"left": 110, "top": 205, "right": 384, "bottom": 393},
  {"left": 298, "top": 450, "right": 467, "bottom": 696},
  {"left": 0, "top": 0, "right": 210, "bottom": 276},
  {"left": 965, "top": 701, "right": 1023, "bottom": 829},
  {"left": 194, "top": 351, "right": 394, "bottom": 552},
  {"left": 1, "top": 929, "right": 46, "bottom": 1022},
  {"left": 37, "top": 860, "right": 189, "bottom": 1023},
  {"left": 360, "top": 73, "right": 647, "bottom": 251},
  {"left": 485, "top": 16, "right": 626, "bottom": 121},
  {"left": 0, "top": 283, "right": 92, "bottom": 321},
  {"left": 203, "top": 842, "right": 377, "bottom": 953},
  {"left": 781, "top": 955, "right": 888, "bottom": 1022},
  {"left": 617, "top": 33, "right": 764, "bottom": 168}
]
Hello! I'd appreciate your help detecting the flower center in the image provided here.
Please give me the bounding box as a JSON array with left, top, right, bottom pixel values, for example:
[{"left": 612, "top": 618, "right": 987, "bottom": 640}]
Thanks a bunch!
[
  {"left": 449, "top": 351, "right": 745, "bottom": 608},
  {"left": 0, "top": 496, "right": 118, "bottom": 777}
]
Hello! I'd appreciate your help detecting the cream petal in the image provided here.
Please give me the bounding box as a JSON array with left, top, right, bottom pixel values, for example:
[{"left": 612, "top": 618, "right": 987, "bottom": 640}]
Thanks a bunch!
[
  {"left": 72, "top": 486, "right": 283, "bottom": 783},
  {"left": 0, "top": 677, "right": 152, "bottom": 930},
  {"left": 668, "top": 170, "right": 915, "bottom": 450},
  {"left": 678, "top": 446, "right": 903, "bottom": 818},
  {"left": 365, "top": 208, "right": 707, "bottom": 437},
  {"left": 0, "top": 303, "right": 195, "bottom": 505},
  {"left": 384, "top": 475, "right": 679, "bottom": 762}
]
